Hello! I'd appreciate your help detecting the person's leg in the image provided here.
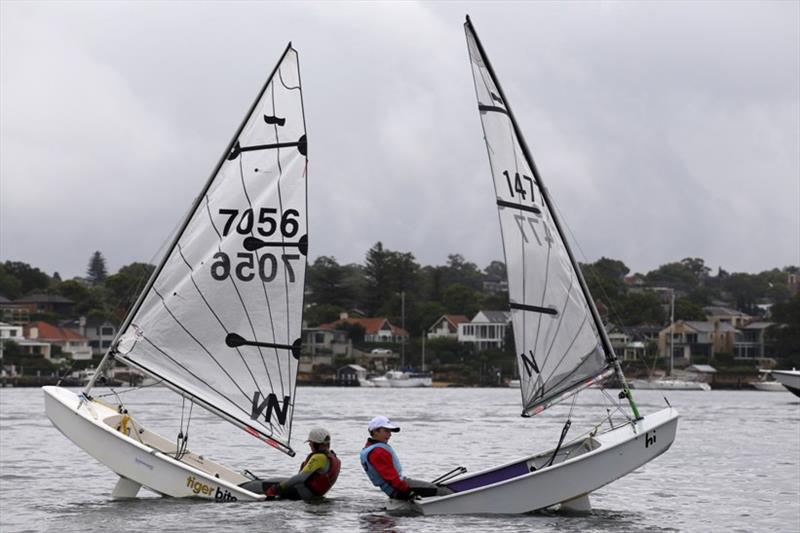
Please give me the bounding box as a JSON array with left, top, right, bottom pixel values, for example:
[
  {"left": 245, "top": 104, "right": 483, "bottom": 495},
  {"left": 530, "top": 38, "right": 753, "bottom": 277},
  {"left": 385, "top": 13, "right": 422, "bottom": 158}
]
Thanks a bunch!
[
  {"left": 405, "top": 477, "right": 454, "bottom": 497},
  {"left": 238, "top": 477, "right": 288, "bottom": 494}
]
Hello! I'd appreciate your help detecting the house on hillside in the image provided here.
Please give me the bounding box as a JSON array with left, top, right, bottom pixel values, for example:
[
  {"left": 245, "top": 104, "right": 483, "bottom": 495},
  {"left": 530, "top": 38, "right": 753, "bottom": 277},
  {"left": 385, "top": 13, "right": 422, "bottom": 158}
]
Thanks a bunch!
[
  {"left": 319, "top": 313, "right": 408, "bottom": 344},
  {"left": 734, "top": 321, "right": 775, "bottom": 360},
  {"left": 427, "top": 314, "right": 469, "bottom": 340},
  {"left": 458, "top": 310, "right": 511, "bottom": 350},
  {"left": 12, "top": 294, "right": 75, "bottom": 316},
  {"left": 658, "top": 320, "right": 737, "bottom": 363},
  {"left": 606, "top": 324, "right": 660, "bottom": 362},
  {"left": 0, "top": 296, "right": 30, "bottom": 325},
  {"left": 60, "top": 316, "right": 118, "bottom": 356},
  {"left": 703, "top": 306, "right": 752, "bottom": 328},
  {"left": 24, "top": 321, "right": 92, "bottom": 360}
]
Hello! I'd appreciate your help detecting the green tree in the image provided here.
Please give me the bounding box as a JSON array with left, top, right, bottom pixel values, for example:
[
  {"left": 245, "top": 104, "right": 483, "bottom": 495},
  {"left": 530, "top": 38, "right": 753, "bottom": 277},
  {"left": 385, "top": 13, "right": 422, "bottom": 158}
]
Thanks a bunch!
[
  {"left": 307, "top": 256, "right": 347, "bottom": 307},
  {"left": 616, "top": 292, "right": 665, "bottom": 325},
  {"left": 582, "top": 257, "right": 629, "bottom": 301},
  {"left": 768, "top": 295, "right": 800, "bottom": 367},
  {"left": 442, "top": 284, "right": 481, "bottom": 318},
  {"left": 304, "top": 304, "right": 343, "bottom": 326},
  {"left": 441, "top": 254, "right": 482, "bottom": 291},
  {"left": 1, "top": 261, "right": 50, "bottom": 296},
  {"left": 105, "top": 262, "right": 155, "bottom": 316},
  {"left": 674, "top": 298, "right": 706, "bottom": 321},
  {"left": 87, "top": 251, "right": 108, "bottom": 284},
  {"left": 483, "top": 260, "right": 507, "bottom": 281}
]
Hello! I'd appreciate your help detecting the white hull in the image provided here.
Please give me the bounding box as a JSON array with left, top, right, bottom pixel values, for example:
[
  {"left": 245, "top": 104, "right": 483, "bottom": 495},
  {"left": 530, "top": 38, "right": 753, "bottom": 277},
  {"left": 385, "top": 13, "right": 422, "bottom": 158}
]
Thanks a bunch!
[
  {"left": 629, "top": 378, "right": 710, "bottom": 391},
  {"left": 370, "top": 372, "right": 432, "bottom": 388},
  {"left": 750, "top": 381, "right": 787, "bottom": 392},
  {"left": 771, "top": 370, "right": 800, "bottom": 397},
  {"left": 43, "top": 386, "right": 264, "bottom": 501},
  {"left": 389, "top": 407, "right": 678, "bottom": 515}
]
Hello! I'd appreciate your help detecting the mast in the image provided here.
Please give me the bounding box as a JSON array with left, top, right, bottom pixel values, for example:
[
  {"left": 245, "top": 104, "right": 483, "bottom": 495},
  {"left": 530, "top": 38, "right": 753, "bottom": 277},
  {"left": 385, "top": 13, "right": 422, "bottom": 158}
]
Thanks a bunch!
[
  {"left": 464, "top": 16, "right": 640, "bottom": 418},
  {"left": 83, "top": 43, "right": 296, "bottom": 396}
]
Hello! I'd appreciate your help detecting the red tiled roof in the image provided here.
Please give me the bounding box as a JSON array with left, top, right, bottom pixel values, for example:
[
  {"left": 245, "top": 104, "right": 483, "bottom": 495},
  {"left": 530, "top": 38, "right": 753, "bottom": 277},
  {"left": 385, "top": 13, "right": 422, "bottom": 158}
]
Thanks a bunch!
[
  {"left": 444, "top": 314, "right": 470, "bottom": 326},
  {"left": 24, "top": 321, "right": 87, "bottom": 341},
  {"left": 319, "top": 317, "right": 408, "bottom": 337}
]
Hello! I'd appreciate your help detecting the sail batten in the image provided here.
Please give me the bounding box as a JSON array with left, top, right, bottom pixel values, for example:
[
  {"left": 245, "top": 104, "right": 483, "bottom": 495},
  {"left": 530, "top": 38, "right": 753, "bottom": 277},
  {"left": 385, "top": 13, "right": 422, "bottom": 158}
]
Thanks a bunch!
[
  {"left": 465, "top": 20, "right": 613, "bottom": 416},
  {"left": 107, "top": 44, "right": 306, "bottom": 456}
]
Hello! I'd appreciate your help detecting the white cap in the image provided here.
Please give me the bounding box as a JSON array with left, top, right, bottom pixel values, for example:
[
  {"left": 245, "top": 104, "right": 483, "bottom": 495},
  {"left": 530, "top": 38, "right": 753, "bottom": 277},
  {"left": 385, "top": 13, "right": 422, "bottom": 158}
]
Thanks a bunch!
[
  {"left": 306, "top": 427, "right": 331, "bottom": 444},
  {"left": 368, "top": 415, "right": 400, "bottom": 433}
]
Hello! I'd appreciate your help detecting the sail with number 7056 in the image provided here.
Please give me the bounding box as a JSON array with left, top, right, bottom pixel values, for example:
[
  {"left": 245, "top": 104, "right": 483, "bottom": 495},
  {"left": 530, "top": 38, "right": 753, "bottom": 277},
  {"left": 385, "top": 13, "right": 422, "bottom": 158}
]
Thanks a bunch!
[{"left": 43, "top": 43, "right": 309, "bottom": 502}]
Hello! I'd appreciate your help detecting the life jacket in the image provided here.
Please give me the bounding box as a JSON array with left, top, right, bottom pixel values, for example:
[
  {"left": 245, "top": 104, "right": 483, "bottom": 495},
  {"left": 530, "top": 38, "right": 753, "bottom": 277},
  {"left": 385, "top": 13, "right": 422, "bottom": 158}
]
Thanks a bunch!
[
  {"left": 359, "top": 441, "right": 403, "bottom": 497},
  {"left": 302, "top": 450, "right": 340, "bottom": 496}
]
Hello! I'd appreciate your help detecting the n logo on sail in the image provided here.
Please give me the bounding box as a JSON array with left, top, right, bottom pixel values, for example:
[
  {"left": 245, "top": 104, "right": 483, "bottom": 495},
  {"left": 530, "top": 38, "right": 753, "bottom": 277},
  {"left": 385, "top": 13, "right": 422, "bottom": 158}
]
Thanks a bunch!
[
  {"left": 520, "top": 350, "right": 540, "bottom": 377},
  {"left": 250, "top": 392, "right": 291, "bottom": 425}
]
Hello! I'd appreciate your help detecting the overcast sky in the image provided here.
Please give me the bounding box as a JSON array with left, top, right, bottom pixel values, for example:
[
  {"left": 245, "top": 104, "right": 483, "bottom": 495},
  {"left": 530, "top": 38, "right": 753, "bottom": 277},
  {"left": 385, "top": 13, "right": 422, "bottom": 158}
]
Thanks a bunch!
[{"left": 2, "top": 1, "right": 798, "bottom": 281}]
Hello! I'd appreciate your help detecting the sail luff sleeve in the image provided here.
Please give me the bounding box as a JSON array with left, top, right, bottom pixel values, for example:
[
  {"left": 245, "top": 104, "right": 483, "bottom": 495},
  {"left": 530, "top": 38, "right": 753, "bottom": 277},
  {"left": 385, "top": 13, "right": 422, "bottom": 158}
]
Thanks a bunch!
[
  {"left": 113, "top": 45, "right": 306, "bottom": 456},
  {"left": 464, "top": 19, "right": 612, "bottom": 416}
]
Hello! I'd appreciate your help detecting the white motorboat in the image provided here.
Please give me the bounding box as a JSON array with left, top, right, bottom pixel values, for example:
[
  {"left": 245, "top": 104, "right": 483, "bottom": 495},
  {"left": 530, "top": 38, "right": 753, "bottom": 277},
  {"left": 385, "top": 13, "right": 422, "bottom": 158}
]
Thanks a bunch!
[
  {"left": 370, "top": 370, "right": 432, "bottom": 388},
  {"left": 771, "top": 369, "right": 800, "bottom": 397},
  {"left": 44, "top": 43, "right": 309, "bottom": 501}
]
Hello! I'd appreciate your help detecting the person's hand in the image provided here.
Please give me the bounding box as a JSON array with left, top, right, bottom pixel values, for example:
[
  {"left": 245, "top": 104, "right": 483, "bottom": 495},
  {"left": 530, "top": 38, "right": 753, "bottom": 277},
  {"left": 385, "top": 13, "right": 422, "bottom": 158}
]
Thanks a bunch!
[{"left": 264, "top": 484, "right": 280, "bottom": 500}]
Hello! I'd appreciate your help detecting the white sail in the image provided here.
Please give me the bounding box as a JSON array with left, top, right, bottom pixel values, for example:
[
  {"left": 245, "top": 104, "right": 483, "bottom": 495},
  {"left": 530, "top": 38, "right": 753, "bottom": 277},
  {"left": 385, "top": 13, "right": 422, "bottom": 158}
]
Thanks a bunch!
[
  {"left": 465, "top": 26, "right": 611, "bottom": 416},
  {"left": 113, "top": 44, "right": 307, "bottom": 455}
]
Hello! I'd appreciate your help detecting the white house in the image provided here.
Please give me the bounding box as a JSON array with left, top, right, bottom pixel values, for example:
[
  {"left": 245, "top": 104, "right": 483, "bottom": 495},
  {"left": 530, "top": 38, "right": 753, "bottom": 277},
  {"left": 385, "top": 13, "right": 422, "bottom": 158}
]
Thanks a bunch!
[
  {"left": 427, "top": 314, "right": 470, "bottom": 340},
  {"left": 458, "top": 310, "right": 511, "bottom": 350}
]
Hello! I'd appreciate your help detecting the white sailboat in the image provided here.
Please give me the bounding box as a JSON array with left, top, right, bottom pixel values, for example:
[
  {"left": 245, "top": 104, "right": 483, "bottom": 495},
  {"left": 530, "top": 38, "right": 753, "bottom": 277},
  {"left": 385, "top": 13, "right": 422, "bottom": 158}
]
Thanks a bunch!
[
  {"left": 390, "top": 17, "right": 679, "bottom": 515},
  {"left": 43, "top": 43, "right": 309, "bottom": 501}
]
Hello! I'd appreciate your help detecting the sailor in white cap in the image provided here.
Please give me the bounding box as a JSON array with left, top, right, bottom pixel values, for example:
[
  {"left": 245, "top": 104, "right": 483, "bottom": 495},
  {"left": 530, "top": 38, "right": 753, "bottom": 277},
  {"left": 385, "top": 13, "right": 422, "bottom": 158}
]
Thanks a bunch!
[{"left": 359, "top": 415, "right": 453, "bottom": 500}]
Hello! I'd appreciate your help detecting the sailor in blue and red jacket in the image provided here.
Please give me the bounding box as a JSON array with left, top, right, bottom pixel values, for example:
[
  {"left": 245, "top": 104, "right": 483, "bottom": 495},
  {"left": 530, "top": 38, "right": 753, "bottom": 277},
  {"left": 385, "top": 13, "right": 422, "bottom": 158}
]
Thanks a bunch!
[{"left": 360, "top": 415, "right": 452, "bottom": 500}]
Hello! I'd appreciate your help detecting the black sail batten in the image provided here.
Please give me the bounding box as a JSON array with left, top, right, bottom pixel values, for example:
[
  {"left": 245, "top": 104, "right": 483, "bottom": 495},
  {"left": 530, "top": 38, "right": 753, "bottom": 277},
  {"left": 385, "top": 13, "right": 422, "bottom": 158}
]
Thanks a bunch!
[
  {"left": 90, "top": 42, "right": 306, "bottom": 455},
  {"left": 464, "top": 17, "right": 632, "bottom": 415}
]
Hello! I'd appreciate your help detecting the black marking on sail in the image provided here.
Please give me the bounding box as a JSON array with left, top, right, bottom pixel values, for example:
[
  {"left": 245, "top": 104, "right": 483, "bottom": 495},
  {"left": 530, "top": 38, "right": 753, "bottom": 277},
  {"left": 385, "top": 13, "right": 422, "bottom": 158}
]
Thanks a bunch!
[
  {"left": 291, "top": 338, "right": 302, "bottom": 360},
  {"left": 510, "top": 302, "right": 558, "bottom": 316},
  {"left": 250, "top": 392, "right": 291, "bottom": 425},
  {"left": 490, "top": 91, "right": 503, "bottom": 104},
  {"left": 227, "top": 136, "right": 307, "bottom": 160},
  {"left": 479, "top": 104, "right": 508, "bottom": 115},
  {"left": 243, "top": 235, "right": 308, "bottom": 256},
  {"left": 520, "top": 350, "right": 540, "bottom": 377},
  {"left": 264, "top": 115, "right": 286, "bottom": 126},
  {"left": 226, "top": 332, "right": 297, "bottom": 355},
  {"left": 497, "top": 199, "right": 541, "bottom": 215}
]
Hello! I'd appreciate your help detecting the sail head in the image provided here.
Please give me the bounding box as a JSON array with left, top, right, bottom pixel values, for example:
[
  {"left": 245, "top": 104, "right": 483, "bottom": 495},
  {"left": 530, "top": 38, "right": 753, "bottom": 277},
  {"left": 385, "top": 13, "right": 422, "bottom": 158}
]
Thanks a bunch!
[
  {"left": 465, "top": 21, "right": 611, "bottom": 416},
  {"left": 114, "top": 45, "right": 307, "bottom": 455}
]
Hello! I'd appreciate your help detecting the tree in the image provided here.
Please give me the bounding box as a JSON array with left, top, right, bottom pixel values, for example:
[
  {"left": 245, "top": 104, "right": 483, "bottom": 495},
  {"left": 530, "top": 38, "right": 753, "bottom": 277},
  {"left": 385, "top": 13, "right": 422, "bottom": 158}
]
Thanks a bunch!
[
  {"left": 87, "top": 251, "right": 108, "bottom": 284},
  {"left": 363, "top": 242, "right": 420, "bottom": 315},
  {"left": 1, "top": 261, "right": 50, "bottom": 296},
  {"left": 307, "top": 256, "right": 347, "bottom": 307},
  {"left": 768, "top": 295, "right": 800, "bottom": 367},
  {"left": 440, "top": 254, "right": 482, "bottom": 291},
  {"left": 442, "top": 284, "right": 481, "bottom": 318},
  {"left": 105, "top": 262, "right": 155, "bottom": 315},
  {"left": 483, "top": 260, "right": 507, "bottom": 281},
  {"left": 582, "top": 257, "right": 629, "bottom": 301}
]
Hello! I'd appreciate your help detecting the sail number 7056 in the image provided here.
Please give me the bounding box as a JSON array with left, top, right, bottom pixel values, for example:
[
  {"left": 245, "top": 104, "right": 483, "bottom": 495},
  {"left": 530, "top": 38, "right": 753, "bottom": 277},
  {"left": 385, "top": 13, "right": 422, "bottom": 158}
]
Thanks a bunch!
[{"left": 211, "top": 252, "right": 299, "bottom": 283}]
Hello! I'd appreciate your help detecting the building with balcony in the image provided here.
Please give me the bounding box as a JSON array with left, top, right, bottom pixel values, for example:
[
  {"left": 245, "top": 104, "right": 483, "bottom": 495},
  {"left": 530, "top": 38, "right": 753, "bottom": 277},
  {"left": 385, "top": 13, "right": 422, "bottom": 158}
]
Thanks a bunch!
[
  {"left": 23, "top": 321, "right": 92, "bottom": 360},
  {"left": 458, "top": 310, "right": 511, "bottom": 351},
  {"left": 427, "top": 314, "right": 469, "bottom": 340}
]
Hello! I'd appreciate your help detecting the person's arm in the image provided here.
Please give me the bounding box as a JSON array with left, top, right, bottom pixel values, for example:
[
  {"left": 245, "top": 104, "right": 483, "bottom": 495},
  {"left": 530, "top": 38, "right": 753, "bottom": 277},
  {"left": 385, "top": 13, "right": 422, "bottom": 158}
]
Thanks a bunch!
[
  {"left": 277, "top": 453, "right": 328, "bottom": 494},
  {"left": 368, "top": 448, "right": 410, "bottom": 493}
]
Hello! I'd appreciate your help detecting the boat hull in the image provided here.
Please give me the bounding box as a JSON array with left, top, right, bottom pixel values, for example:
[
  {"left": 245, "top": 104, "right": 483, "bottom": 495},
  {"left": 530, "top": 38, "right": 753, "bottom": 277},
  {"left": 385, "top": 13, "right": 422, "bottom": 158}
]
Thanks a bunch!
[
  {"left": 390, "top": 407, "right": 678, "bottom": 515},
  {"left": 629, "top": 379, "right": 710, "bottom": 391},
  {"left": 43, "top": 386, "right": 263, "bottom": 501},
  {"left": 771, "top": 370, "right": 800, "bottom": 397}
]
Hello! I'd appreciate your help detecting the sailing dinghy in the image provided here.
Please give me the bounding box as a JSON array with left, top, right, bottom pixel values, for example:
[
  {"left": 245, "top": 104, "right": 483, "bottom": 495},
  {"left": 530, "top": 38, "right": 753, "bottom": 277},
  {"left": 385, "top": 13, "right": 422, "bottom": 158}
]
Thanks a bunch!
[
  {"left": 43, "top": 43, "right": 308, "bottom": 501},
  {"left": 390, "top": 17, "right": 679, "bottom": 515}
]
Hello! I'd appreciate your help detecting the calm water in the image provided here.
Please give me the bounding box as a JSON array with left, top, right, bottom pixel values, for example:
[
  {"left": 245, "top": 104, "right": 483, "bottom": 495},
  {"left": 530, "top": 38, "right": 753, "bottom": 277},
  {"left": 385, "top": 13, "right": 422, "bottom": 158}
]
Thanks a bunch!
[{"left": 1, "top": 386, "right": 798, "bottom": 532}]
